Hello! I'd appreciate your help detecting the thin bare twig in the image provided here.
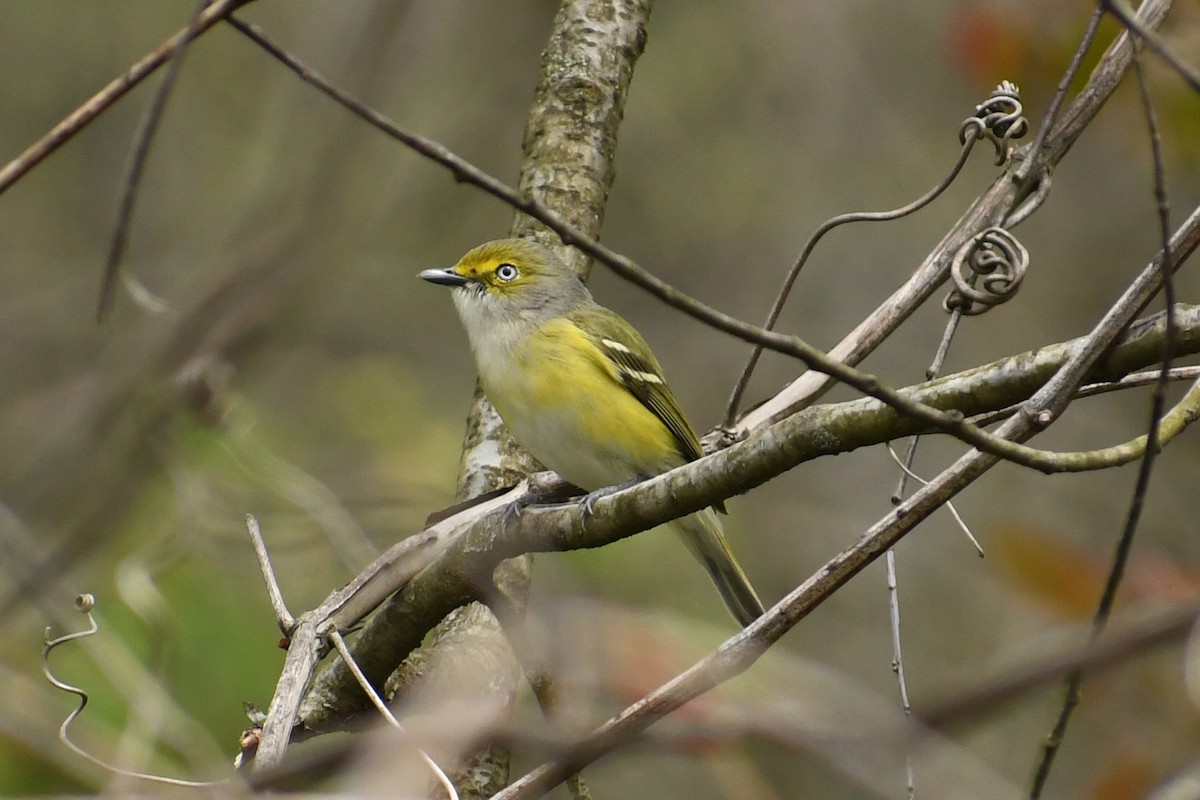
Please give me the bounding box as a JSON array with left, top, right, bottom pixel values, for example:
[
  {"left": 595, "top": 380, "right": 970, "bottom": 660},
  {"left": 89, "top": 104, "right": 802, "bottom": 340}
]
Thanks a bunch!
[
  {"left": 890, "top": 305, "right": 962, "bottom": 507},
  {"left": 889, "top": 282, "right": 987, "bottom": 797},
  {"left": 1103, "top": 0, "right": 1200, "bottom": 93},
  {"left": 1013, "top": 3, "right": 1106, "bottom": 187},
  {"left": 923, "top": 599, "right": 1200, "bottom": 730},
  {"left": 885, "top": 443, "right": 982, "bottom": 556},
  {"left": 245, "top": 514, "right": 295, "bottom": 634},
  {"left": 1042, "top": 0, "right": 1173, "bottom": 160},
  {"left": 1029, "top": 32, "right": 1179, "bottom": 798},
  {"left": 884, "top": 550, "right": 916, "bottom": 799},
  {"left": 967, "top": 365, "right": 1200, "bottom": 428},
  {"left": 96, "top": 0, "right": 209, "bottom": 322},
  {"left": 327, "top": 630, "right": 459, "bottom": 800},
  {"left": 0, "top": 0, "right": 250, "bottom": 197}
]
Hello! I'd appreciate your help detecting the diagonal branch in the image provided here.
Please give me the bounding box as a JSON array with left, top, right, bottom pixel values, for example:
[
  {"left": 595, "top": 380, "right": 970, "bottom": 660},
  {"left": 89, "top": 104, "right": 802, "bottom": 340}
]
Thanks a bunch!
[
  {"left": 285, "top": 300, "right": 1200, "bottom": 739},
  {"left": 1102, "top": 0, "right": 1200, "bottom": 93},
  {"left": 0, "top": 0, "right": 252, "bottom": 197}
]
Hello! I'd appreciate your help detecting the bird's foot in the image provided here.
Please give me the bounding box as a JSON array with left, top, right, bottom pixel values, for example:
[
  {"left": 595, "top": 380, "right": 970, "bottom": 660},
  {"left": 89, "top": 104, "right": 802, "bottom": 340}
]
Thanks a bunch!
[
  {"left": 501, "top": 492, "right": 537, "bottom": 531},
  {"left": 580, "top": 476, "right": 647, "bottom": 526},
  {"left": 502, "top": 472, "right": 583, "bottom": 531}
]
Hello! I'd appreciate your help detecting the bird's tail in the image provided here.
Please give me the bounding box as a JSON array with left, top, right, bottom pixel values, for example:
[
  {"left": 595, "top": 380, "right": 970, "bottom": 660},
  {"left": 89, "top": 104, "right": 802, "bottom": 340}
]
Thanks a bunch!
[{"left": 672, "top": 508, "right": 764, "bottom": 627}]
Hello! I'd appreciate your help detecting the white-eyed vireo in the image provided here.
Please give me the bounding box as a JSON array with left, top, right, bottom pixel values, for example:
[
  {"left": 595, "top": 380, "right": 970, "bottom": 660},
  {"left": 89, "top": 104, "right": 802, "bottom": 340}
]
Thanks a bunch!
[{"left": 420, "top": 238, "right": 764, "bottom": 627}]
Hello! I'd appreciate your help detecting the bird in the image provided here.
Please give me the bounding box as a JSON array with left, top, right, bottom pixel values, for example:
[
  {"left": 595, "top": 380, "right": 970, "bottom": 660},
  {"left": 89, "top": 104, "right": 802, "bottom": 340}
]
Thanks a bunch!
[{"left": 419, "top": 238, "right": 764, "bottom": 626}]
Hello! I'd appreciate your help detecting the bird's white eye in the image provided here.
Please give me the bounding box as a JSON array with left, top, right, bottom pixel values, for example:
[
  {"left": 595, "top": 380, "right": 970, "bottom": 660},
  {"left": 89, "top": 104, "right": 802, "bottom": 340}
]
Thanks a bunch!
[{"left": 495, "top": 263, "right": 519, "bottom": 282}]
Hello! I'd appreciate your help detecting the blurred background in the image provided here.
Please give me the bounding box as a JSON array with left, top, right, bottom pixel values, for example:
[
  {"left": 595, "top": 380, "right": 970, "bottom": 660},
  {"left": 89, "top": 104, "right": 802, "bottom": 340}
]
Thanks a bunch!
[{"left": 1, "top": 1, "right": 1198, "bottom": 797}]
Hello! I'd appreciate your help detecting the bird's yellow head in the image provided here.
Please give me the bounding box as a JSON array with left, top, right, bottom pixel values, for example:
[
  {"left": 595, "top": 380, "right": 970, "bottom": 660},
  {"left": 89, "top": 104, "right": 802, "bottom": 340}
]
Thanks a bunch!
[
  {"left": 420, "top": 238, "right": 593, "bottom": 344},
  {"left": 421, "top": 239, "right": 579, "bottom": 296}
]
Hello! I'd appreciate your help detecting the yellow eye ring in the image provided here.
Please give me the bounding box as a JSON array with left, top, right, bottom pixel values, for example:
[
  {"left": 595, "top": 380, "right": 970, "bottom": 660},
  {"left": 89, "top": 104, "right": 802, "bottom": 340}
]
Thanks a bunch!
[{"left": 496, "top": 263, "right": 519, "bottom": 282}]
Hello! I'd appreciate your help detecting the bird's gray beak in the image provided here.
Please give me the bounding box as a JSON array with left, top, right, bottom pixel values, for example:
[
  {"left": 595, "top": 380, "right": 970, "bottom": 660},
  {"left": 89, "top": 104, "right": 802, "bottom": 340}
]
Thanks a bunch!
[{"left": 419, "top": 267, "right": 470, "bottom": 287}]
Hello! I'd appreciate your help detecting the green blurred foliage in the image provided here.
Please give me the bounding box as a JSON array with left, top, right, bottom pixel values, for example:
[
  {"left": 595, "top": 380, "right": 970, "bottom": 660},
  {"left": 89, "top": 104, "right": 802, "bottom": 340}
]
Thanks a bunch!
[{"left": 0, "top": 1, "right": 1198, "bottom": 797}]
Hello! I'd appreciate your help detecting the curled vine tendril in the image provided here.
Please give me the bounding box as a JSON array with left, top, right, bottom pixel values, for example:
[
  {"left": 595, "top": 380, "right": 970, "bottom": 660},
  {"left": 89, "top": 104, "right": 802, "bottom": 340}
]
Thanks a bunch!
[
  {"left": 724, "top": 80, "right": 1031, "bottom": 425},
  {"left": 960, "top": 81, "right": 1028, "bottom": 165},
  {"left": 42, "top": 594, "right": 224, "bottom": 787},
  {"left": 943, "top": 227, "right": 1029, "bottom": 316}
]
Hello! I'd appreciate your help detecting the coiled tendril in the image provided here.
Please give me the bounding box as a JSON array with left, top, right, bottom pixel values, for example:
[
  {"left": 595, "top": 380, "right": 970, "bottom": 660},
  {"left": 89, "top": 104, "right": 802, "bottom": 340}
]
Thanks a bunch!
[
  {"left": 944, "top": 227, "right": 1029, "bottom": 316},
  {"left": 960, "top": 81, "right": 1028, "bottom": 165}
]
